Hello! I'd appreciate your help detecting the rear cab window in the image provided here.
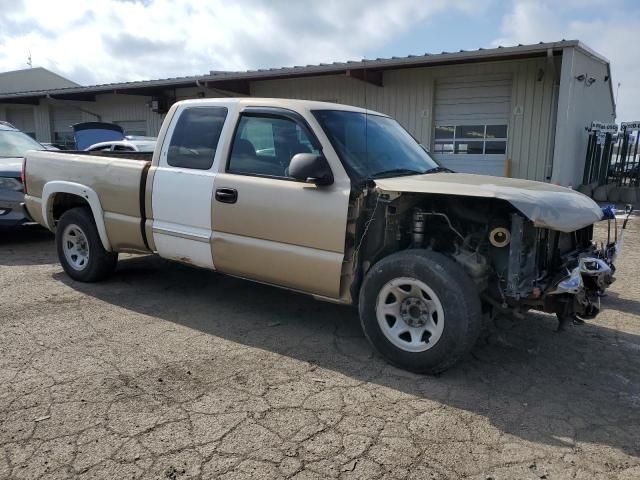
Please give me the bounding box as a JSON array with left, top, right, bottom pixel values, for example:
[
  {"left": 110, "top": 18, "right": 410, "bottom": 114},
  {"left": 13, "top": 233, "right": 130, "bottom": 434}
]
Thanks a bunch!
[{"left": 167, "top": 107, "right": 228, "bottom": 169}]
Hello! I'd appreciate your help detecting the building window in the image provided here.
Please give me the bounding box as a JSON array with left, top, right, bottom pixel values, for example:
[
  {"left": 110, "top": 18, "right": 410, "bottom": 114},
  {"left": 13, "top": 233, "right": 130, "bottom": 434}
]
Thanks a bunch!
[{"left": 434, "top": 124, "right": 508, "bottom": 155}]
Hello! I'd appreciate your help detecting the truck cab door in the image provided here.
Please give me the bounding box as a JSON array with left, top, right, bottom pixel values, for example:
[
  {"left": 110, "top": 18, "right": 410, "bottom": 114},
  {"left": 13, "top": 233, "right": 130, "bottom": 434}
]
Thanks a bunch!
[
  {"left": 211, "top": 107, "right": 351, "bottom": 298},
  {"left": 151, "top": 105, "right": 229, "bottom": 268}
]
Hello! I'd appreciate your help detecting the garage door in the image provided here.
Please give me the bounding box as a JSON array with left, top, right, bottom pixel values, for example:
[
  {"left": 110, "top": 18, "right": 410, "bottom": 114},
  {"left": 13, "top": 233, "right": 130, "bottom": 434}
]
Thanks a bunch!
[
  {"left": 432, "top": 75, "right": 511, "bottom": 176},
  {"left": 52, "top": 107, "right": 82, "bottom": 148},
  {"left": 6, "top": 107, "right": 36, "bottom": 138}
]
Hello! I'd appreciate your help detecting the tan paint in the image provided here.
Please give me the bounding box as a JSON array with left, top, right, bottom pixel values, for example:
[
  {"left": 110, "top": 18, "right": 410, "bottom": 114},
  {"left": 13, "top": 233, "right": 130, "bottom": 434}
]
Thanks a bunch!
[
  {"left": 103, "top": 212, "right": 147, "bottom": 252},
  {"left": 212, "top": 173, "right": 349, "bottom": 252},
  {"left": 24, "top": 195, "right": 44, "bottom": 226},
  {"left": 25, "top": 150, "right": 150, "bottom": 251},
  {"left": 375, "top": 172, "right": 603, "bottom": 232},
  {"left": 27, "top": 151, "right": 148, "bottom": 217},
  {"left": 212, "top": 232, "right": 343, "bottom": 297},
  {"left": 211, "top": 174, "right": 350, "bottom": 297},
  {"left": 26, "top": 99, "right": 362, "bottom": 299},
  {"left": 206, "top": 99, "right": 354, "bottom": 298}
]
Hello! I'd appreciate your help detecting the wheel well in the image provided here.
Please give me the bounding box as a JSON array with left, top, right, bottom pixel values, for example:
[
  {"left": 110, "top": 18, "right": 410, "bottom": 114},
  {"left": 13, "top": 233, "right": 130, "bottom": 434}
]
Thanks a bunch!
[{"left": 51, "top": 193, "right": 90, "bottom": 224}]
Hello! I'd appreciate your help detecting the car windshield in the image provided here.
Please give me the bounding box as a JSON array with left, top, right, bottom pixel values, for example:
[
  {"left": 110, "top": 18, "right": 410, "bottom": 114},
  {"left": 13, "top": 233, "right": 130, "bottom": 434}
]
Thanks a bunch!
[
  {"left": 313, "top": 110, "right": 440, "bottom": 181},
  {"left": 0, "top": 130, "right": 44, "bottom": 157}
]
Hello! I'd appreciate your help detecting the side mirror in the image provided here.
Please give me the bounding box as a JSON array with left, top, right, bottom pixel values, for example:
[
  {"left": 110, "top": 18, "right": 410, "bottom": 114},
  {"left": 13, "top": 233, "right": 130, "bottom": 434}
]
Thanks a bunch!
[{"left": 288, "top": 153, "right": 334, "bottom": 186}]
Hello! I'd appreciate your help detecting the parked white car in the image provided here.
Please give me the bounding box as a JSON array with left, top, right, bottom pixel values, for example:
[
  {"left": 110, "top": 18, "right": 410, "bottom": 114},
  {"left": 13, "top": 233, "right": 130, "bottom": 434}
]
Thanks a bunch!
[{"left": 85, "top": 138, "right": 156, "bottom": 152}]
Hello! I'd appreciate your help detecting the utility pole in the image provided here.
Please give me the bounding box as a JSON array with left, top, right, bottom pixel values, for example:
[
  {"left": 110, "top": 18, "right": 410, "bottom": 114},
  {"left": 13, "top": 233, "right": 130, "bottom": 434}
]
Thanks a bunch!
[
  {"left": 27, "top": 50, "right": 33, "bottom": 68},
  {"left": 615, "top": 82, "right": 621, "bottom": 105}
]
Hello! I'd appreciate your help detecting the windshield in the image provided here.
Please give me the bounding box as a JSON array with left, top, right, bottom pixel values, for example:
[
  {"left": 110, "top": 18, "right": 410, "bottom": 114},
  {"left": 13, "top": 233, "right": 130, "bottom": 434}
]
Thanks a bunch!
[
  {"left": 313, "top": 110, "right": 440, "bottom": 181},
  {"left": 0, "top": 130, "right": 44, "bottom": 157}
]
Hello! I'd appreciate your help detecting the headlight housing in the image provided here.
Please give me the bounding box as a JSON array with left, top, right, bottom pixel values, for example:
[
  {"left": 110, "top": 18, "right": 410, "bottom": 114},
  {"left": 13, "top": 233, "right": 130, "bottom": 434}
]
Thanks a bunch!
[{"left": 0, "top": 177, "right": 23, "bottom": 192}]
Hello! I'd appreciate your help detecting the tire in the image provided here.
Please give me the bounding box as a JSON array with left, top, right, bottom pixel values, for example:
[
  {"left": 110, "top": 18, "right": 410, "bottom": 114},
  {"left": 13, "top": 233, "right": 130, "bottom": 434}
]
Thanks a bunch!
[
  {"left": 358, "top": 249, "right": 482, "bottom": 374},
  {"left": 56, "top": 207, "right": 118, "bottom": 282}
]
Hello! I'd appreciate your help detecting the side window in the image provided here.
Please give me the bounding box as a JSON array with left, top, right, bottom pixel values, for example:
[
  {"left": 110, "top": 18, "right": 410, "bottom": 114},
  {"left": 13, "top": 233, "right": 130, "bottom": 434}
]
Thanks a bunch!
[
  {"left": 113, "top": 144, "right": 134, "bottom": 152},
  {"left": 89, "top": 145, "right": 112, "bottom": 152},
  {"left": 167, "top": 106, "right": 228, "bottom": 169},
  {"left": 227, "top": 114, "right": 319, "bottom": 178}
]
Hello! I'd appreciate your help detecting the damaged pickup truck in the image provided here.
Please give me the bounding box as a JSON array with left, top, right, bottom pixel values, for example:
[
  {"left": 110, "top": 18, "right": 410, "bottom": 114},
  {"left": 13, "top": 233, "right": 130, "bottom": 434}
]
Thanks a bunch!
[{"left": 23, "top": 99, "right": 625, "bottom": 373}]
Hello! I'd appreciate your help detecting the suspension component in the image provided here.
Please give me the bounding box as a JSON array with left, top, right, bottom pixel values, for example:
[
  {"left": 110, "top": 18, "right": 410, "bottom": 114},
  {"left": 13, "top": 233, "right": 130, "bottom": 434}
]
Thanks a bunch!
[{"left": 412, "top": 208, "right": 426, "bottom": 247}]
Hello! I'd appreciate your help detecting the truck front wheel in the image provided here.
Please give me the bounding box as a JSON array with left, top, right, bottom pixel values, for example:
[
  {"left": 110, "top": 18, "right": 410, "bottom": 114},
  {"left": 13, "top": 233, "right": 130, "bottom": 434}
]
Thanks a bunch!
[
  {"left": 56, "top": 207, "right": 118, "bottom": 282},
  {"left": 358, "top": 250, "right": 482, "bottom": 374}
]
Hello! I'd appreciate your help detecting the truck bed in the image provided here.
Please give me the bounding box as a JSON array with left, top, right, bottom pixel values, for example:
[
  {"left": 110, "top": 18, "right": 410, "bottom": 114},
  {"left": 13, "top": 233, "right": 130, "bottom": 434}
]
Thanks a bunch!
[{"left": 24, "top": 150, "right": 151, "bottom": 252}]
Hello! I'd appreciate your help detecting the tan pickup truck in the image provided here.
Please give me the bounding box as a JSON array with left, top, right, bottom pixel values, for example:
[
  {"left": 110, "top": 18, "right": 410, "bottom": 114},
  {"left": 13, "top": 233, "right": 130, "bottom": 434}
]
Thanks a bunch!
[{"left": 23, "top": 98, "right": 620, "bottom": 373}]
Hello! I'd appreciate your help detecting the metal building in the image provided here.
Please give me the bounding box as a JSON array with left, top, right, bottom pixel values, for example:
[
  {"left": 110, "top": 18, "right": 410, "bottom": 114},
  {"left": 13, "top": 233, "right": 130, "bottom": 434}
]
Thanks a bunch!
[
  {"left": 0, "top": 40, "right": 615, "bottom": 186},
  {"left": 0, "top": 67, "right": 79, "bottom": 138}
]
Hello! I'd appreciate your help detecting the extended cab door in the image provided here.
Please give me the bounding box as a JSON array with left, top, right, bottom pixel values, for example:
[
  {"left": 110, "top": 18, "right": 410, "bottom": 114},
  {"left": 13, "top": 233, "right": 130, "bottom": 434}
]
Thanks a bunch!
[
  {"left": 211, "top": 107, "right": 351, "bottom": 298},
  {"left": 151, "top": 104, "right": 229, "bottom": 268}
]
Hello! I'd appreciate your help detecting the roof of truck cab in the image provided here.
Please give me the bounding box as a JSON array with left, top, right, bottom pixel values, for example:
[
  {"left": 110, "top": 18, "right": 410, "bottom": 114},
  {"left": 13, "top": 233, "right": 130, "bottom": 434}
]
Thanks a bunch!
[{"left": 176, "top": 97, "right": 388, "bottom": 117}]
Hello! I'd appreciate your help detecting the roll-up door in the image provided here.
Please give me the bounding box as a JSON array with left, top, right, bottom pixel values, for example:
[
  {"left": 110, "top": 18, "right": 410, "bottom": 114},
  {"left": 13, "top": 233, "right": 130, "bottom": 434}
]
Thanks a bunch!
[{"left": 432, "top": 75, "right": 511, "bottom": 176}]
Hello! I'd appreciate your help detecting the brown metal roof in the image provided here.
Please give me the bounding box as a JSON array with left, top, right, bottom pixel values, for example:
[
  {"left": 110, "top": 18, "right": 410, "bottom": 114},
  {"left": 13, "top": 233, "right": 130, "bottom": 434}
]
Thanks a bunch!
[{"left": 0, "top": 40, "right": 608, "bottom": 102}]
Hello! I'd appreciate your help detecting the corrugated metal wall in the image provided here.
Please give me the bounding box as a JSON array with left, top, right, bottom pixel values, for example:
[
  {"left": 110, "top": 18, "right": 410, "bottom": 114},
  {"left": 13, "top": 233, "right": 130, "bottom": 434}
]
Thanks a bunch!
[
  {"left": 551, "top": 48, "right": 616, "bottom": 186},
  {"left": 2, "top": 57, "right": 563, "bottom": 181},
  {"left": 5, "top": 106, "right": 36, "bottom": 136},
  {"left": 252, "top": 57, "right": 559, "bottom": 181},
  {"left": 77, "top": 94, "right": 166, "bottom": 135}
]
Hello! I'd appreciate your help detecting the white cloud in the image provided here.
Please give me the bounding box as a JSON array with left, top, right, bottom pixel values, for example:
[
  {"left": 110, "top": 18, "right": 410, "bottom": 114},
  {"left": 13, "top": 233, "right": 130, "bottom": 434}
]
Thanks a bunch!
[
  {"left": 494, "top": 0, "right": 640, "bottom": 122},
  {"left": 2, "top": 0, "right": 635, "bottom": 122},
  {"left": 0, "top": 0, "right": 482, "bottom": 85}
]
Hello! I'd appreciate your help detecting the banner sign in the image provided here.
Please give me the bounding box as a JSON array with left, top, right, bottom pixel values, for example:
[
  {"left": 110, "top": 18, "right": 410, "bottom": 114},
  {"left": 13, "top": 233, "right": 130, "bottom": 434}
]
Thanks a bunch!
[
  {"left": 621, "top": 121, "right": 640, "bottom": 131},
  {"left": 589, "top": 121, "right": 618, "bottom": 133}
]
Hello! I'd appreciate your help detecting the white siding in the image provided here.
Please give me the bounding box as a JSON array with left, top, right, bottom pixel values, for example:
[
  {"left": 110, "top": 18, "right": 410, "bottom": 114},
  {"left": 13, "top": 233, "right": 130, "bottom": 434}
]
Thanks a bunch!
[
  {"left": 51, "top": 106, "right": 82, "bottom": 133},
  {"left": 8, "top": 56, "right": 569, "bottom": 182},
  {"left": 5, "top": 106, "right": 36, "bottom": 136},
  {"left": 252, "top": 57, "right": 558, "bottom": 181},
  {"left": 77, "top": 94, "right": 166, "bottom": 136},
  {"left": 34, "top": 103, "right": 52, "bottom": 143},
  {"left": 551, "top": 48, "right": 615, "bottom": 186}
]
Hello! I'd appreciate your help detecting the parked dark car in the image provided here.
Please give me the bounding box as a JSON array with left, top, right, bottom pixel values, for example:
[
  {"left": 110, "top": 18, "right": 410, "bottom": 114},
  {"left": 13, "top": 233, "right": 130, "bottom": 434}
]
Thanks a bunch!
[{"left": 0, "top": 123, "right": 45, "bottom": 228}]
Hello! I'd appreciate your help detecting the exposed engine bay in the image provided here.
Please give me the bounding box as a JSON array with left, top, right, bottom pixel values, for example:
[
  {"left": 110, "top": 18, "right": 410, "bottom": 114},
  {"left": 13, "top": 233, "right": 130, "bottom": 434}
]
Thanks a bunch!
[{"left": 348, "top": 189, "right": 628, "bottom": 325}]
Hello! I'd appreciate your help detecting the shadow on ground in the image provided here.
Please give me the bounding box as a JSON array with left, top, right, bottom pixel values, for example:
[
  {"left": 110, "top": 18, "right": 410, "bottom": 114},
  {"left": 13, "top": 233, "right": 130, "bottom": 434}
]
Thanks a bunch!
[
  {"left": 57, "top": 253, "right": 640, "bottom": 459},
  {"left": 0, "top": 226, "right": 55, "bottom": 266}
]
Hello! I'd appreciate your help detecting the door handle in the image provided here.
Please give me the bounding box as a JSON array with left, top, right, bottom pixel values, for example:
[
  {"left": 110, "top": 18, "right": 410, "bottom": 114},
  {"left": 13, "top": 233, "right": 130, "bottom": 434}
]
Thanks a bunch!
[{"left": 215, "top": 188, "right": 238, "bottom": 204}]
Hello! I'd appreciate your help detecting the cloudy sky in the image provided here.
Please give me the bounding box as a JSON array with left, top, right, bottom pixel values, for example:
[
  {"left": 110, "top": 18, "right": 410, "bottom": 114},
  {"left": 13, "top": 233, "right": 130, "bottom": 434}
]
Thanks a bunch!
[{"left": 0, "top": 0, "right": 638, "bottom": 120}]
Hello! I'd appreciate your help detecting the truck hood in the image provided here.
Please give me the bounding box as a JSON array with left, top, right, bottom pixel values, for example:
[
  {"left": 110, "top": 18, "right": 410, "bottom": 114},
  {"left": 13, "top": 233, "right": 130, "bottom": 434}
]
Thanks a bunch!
[{"left": 374, "top": 173, "right": 603, "bottom": 233}]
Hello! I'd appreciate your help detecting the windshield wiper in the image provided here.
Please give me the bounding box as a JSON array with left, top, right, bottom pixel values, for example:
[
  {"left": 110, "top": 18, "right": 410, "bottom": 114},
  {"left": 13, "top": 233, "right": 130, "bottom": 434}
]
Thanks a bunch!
[
  {"left": 423, "top": 166, "right": 452, "bottom": 174},
  {"left": 370, "top": 168, "right": 426, "bottom": 179}
]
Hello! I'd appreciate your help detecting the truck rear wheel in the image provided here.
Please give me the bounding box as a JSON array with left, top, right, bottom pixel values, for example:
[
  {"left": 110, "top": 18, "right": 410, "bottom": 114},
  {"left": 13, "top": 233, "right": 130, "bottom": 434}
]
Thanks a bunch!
[
  {"left": 56, "top": 207, "right": 118, "bottom": 282},
  {"left": 358, "top": 250, "right": 482, "bottom": 374}
]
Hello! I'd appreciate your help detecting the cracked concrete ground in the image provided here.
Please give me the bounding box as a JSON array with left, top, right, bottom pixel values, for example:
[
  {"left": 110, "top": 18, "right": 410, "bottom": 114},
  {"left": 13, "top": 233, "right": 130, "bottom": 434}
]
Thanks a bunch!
[{"left": 1, "top": 219, "right": 639, "bottom": 480}]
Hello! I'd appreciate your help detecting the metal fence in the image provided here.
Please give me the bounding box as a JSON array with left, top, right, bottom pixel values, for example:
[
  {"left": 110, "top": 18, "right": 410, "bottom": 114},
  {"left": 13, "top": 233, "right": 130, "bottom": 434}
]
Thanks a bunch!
[{"left": 583, "top": 122, "right": 639, "bottom": 187}]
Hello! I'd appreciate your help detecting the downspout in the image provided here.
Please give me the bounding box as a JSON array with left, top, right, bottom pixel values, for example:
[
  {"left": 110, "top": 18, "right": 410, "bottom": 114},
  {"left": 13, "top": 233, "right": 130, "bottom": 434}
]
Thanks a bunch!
[{"left": 545, "top": 48, "right": 560, "bottom": 181}]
